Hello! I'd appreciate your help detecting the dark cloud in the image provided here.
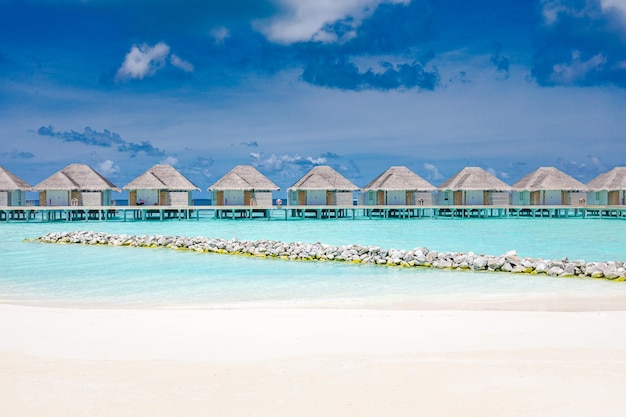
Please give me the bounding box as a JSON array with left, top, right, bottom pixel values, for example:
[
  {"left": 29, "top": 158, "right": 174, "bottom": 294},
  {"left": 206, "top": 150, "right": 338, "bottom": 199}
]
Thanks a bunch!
[
  {"left": 0, "top": 149, "right": 35, "bottom": 159},
  {"left": 532, "top": 0, "right": 626, "bottom": 88},
  {"left": 490, "top": 42, "right": 510, "bottom": 77},
  {"left": 301, "top": 55, "right": 439, "bottom": 91},
  {"left": 37, "top": 126, "right": 165, "bottom": 157}
]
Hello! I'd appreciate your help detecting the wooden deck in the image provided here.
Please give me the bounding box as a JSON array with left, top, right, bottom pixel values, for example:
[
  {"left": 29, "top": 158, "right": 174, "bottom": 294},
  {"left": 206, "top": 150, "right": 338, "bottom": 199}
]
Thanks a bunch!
[{"left": 2, "top": 204, "right": 626, "bottom": 222}]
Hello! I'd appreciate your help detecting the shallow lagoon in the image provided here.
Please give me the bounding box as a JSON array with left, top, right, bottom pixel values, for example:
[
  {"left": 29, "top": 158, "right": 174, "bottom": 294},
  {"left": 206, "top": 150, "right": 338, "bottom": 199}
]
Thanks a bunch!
[{"left": 1, "top": 218, "right": 626, "bottom": 309}]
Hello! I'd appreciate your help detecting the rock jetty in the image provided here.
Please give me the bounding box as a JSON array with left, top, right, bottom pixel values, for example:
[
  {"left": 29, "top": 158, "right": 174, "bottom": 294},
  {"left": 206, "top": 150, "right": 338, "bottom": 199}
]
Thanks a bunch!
[{"left": 34, "top": 231, "right": 626, "bottom": 281}]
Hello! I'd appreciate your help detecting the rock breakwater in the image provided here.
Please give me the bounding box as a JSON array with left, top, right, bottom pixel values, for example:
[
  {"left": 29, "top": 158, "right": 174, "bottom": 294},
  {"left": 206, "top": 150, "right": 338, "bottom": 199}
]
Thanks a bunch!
[{"left": 34, "top": 231, "right": 626, "bottom": 281}]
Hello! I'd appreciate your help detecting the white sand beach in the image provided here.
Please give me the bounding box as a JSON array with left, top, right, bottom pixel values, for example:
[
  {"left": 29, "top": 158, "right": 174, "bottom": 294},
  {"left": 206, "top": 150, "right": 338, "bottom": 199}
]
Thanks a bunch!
[{"left": 2, "top": 304, "right": 626, "bottom": 417}]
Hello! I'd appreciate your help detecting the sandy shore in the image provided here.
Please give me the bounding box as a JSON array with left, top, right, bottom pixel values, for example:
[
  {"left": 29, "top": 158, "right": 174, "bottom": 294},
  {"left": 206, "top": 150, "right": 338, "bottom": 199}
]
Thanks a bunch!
[{"left": 2, "top": 304, "right": 626, "bottom": 417}]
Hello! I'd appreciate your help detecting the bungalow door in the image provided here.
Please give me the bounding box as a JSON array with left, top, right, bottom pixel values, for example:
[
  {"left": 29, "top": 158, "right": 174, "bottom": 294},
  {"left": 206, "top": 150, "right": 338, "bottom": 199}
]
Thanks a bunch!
[
  {"left": 298, "top": 191, "right": 306, "bottom": 205},
  {"left": 159, "top": 190, "right": 168, "bottom": 206},
  {"left": 326, "top": 191, "right": 334, "bottom": 205},
  {"left": 608, "top": 191, "right": 619, "bottom": 205},
  {"left": 483, "top": 191, "right": 489, "bottom": 205},
  {"left": 377, "top": 191, "right": 385, "bottom": 205},
  {"left": 215, "top": 191, "right": 224, "bottom": 205},
  {"left": 530, "top": 191, "right": 540, "bottom": 205},
  {"left": 453, "top": 191, "right": 463, "bottom": 205},
  {"left": 129, "top": 190, "right": 137, "bottom": 206},
  {"left": 406, "top": 191, "right": 412, "bottom": 205},
  {"left": 243, "top": 191, "right": 251, "bottom": 206}
]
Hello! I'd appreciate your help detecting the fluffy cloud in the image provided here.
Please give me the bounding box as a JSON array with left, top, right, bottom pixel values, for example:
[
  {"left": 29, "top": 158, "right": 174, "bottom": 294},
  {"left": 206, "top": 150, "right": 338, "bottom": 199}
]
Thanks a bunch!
[
  {"left": 423, "top": 162, "right": 443, "bottom": 182},
  {"left": 249, "top": 151, "right": 362, "bottom": 183},
  {"left": 161, "top": 156, "right": 179, "bottom": 166},
  {"left": 97, "top": 160, "right": 120, "bottom": 177},
  {"left": 115, "top": 42, "right": 193, "bottom": 82},
  {"left": 249, "top": 152, "right": 328, "bottom": 175},
  {"left": 533, "top": 0, "right": 626, "bottom": 88},
  {"left": 255, "top": 0, "right": 409, "bottom": 44},
  {"left": 170, "top": 54, "right": 194, "bottom": 72}
]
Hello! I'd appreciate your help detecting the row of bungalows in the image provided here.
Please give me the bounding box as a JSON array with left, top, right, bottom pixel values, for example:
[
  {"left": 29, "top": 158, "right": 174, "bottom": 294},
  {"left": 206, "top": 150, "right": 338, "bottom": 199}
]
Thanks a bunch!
[
  {"left": 2, "top": 163, "right": 626, "bottom": 208},
  {"left": 0, "top": 163, "right": 197, "bottom": 207}
]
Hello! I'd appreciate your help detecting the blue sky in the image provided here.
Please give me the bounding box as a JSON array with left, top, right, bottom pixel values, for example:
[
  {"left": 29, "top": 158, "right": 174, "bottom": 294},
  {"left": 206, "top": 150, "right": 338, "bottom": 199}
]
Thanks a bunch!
[{"left": 1, "top": 0, "right": 626, "bottom": 196}]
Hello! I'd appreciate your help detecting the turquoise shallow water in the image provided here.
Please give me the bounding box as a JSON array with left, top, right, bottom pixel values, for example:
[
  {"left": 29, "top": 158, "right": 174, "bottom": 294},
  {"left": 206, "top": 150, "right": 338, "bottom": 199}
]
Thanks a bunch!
[{"left": 1, "top": 218, "right": 626, "bottom": 310}]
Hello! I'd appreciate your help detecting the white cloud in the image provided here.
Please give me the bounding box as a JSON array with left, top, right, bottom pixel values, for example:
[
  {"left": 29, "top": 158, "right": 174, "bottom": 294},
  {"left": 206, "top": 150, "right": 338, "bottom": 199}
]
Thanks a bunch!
[
  {"left": 115, "top": 42, "right": 194, "bottom": 82},
  {"left": 601, "top": 0, "right": 626, "bottom": 13},
  {"left": 210, "top": 27, "right": 230, "bottom": 44},
  {"left": 170, "top": 54, "right": 194, "bottom": 72},
  {"left": 254, "top": 0, "right": 409, "bottom": 44},
  {"left": 423, "top": 162, "right": 443, "bottom": 181},
  {"left": 97, "top": 160, "right": 120, "bottom": 177},
  {"left": 161, "top": 156, "right": 179, "bottom": 166},
  {"left": 115, "top": 42, "right": 170, "bottom": 81},
  {"left": 542, "top": 0, "right": 626, "bottom": 24},
  {"left": 550, "top": 51, "right": 607, "bottom": 84}
]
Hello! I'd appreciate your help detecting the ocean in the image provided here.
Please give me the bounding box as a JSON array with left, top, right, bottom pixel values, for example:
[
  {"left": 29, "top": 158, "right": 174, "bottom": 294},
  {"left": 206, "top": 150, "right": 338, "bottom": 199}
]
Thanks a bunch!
[{"left": 1, "top": 217, "right": 626, "bottom": 309}]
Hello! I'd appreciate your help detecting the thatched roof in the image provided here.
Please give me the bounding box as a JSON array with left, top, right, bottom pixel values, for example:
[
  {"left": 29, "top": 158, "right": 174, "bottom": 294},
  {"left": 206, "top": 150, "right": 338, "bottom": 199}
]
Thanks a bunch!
[
  {"left": 586, "top": 167, "right": 626, "bottom": 191},
  {"left": 438, "top": 167, "right": 511, "bottom": 191},
  {"left": 512, "top": 167, "right": 587, "bottom": 191},
  {"left": 207, "top": 165, "right": 279, "bottom": 191},
  {"left": 33, "top": 164, "right": 120, "bottom": 192},
  {"left": 0, "top": 166, "right": 31, "bottom": 191},
  {"left": 123, "top": 164, "right": 199, "bottom": 191},
  {"left": 362, "top": 166, "right": 435, "bottom": 191},
  {"left": 288, "top": 165, "right": 359, "bottom": 191}
]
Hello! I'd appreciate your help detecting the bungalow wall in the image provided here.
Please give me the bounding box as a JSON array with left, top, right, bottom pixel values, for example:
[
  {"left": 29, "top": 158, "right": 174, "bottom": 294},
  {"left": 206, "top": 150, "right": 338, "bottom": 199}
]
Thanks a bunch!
[
  {"left": 40, "top": 190, "right": 70, "bottom": 206},
  {"left": 253, "top": 191, "right": 273, "bottom": 205},
  {"left": 385, "top": 190, "right": 406, "bottom": 205},
  {"left": 412, "top": 191, "right": 434, "bottom": 206},
  {"left": 589, "top": 190, "right": 625, "bottom": 205},
  {"left": 543, "top": 190, "right": 562, "bottom": 205},
  {"left": 439, "top": 191, "right": 453, "bottom": 205},
  {"left": 489, "top": 192, "right": 510, "bottom": 206},
  {"left": 567, "top": 192, "right": 587, "bottom": 206},
  {"left": 464, "top": 190, "right": 484, "bottom": 205},
  {"left": 362, "top": 191, "right": 376, "bottom": 205},
  {"left": 335, "top": 191, "right": 353, "bottom": 205},
  {"left": 512, "top": 191, "right": 528, "bottom": 205},
  {"left": 588, "top": 190, "right": 607, "bottom": 205},
  {"left": 211, "top": 190, "right": 272, "bottom": 206},
  {"left": 306, "top": 190, "right": 326, "bottom": 205},
  {"left": 81, "top": 191, "right": 103, "bottom": 206},
  {"left": 170, "top": 191, "right": 192, "bottom": 206},
  {"left": 0, "top": 190, "right": 26, "bottom": 206}
]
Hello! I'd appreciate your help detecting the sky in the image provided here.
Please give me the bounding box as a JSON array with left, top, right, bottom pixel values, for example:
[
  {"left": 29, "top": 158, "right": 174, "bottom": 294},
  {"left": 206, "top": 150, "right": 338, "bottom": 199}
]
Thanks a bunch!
[{"left": 1, "top": 0, "right": 626, "bottom": 197}]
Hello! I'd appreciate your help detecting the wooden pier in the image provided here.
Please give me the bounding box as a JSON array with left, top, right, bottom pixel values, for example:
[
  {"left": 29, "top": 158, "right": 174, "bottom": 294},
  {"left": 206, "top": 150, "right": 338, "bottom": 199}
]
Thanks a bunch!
[{"left": 1, "top": 204, "right": 626, "bottom": 222}]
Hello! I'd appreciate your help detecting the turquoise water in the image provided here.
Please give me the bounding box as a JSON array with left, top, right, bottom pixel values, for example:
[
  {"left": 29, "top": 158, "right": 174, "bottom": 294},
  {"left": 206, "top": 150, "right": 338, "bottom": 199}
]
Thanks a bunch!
[{"left": 1, "top": 218, "right": 626, "bottom": 309}]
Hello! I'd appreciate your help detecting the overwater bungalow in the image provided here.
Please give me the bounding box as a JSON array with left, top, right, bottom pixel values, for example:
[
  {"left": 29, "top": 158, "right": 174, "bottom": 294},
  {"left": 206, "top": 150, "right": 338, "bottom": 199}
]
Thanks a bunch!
[
  {"left": 586, "top": 167, "right": 626, "bottom": 205},
  {"left": 0, "top": 166, "right": 31, "bottom": 206},
  {"left": 511, "top": 167, "right": 587, "bottom": 206},
  {"left": 360, "top": 166, "right": 436, "bottom": 205},
  {"left": 123, "top": 164, "right": 199, "bottom": 206},
  {"left": 33, "top": 163, "right": 119, "bottom": 206},
  {"left": 207, "top": 165, "right": 279, "bottom": 206},
  {"left": 288, "top": 165, "right": 358, "bottom": 206},
  {"left": 438, "top": 167, "right": 511, "bottom": 206}
]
